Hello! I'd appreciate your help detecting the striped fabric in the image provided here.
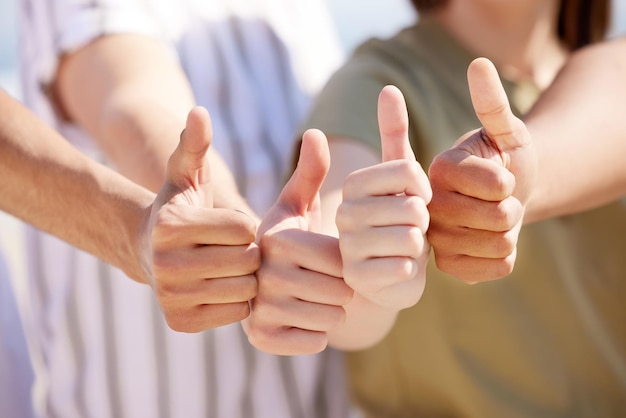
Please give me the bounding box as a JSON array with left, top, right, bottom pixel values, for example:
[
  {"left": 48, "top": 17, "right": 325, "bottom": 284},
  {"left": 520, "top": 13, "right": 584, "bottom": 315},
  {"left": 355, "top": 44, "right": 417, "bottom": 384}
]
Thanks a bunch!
[{"left": 17, "top": 1, "right": 349, "bottom": 417}]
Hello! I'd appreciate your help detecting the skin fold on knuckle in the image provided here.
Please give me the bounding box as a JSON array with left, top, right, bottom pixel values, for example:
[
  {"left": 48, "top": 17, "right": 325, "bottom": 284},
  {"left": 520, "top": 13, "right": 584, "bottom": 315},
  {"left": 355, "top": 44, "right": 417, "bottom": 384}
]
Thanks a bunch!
[
  {"left": 240, "top": 244, "right": 261, "bottom": 273},
  {"left": 154, "top": 279, "right": 187, "bottom": 309},
  {"left": 405, "top": 195, "right": 430, "bottom": 228},
  {"left": 151, "top": 248, "right": 187, "bottom": 279},
  {"left": 335, "top": 201, "right": 360, "bottom": 232},
  {"left": 258, "top": 229, "right": 293, "bottom": 260},
  {"left": 150, "top": 204, "right": 184, "bottom": 245}
]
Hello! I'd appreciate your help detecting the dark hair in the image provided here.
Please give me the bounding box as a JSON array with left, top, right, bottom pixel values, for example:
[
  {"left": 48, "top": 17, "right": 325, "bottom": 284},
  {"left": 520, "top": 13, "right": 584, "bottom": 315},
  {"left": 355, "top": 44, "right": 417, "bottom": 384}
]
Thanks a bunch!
[
  {"left": 410, "top": 0, "right": 448, "bottom": 13},
  {"left": 558, "top": 0, "right": 610, "bottom": 50},
  {"left": 409, "top": 0, "right": 611, "bottom": 50}
]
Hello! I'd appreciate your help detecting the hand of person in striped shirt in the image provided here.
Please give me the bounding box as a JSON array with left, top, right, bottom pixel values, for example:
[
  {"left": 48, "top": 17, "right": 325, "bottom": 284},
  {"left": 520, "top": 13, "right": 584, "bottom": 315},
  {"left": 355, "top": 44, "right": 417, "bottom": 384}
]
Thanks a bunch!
[{"left": 146, "top": 106, "right": 261, "bottom": 331}]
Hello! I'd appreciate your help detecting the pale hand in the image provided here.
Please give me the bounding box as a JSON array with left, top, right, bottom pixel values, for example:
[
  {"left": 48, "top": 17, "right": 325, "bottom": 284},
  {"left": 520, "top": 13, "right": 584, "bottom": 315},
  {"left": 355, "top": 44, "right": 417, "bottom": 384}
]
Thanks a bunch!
[
  {"left": 243, "top": 130, "right": 354, "bottom": 356},
  {"left": 336, "top": 85, "right": 432, "bottom": 310}
]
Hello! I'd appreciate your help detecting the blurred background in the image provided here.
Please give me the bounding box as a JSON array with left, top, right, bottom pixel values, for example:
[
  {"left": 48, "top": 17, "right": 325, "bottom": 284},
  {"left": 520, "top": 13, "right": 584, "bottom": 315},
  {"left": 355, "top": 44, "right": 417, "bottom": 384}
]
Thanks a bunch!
[{"left": 0, "top": 0, "right": 625, "bottom": 289}]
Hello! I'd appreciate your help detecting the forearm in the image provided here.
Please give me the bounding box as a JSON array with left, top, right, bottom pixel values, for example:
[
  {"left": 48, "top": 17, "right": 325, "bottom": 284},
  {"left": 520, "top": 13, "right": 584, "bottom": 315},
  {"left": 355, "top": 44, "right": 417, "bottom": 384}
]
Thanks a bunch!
[
  {"left": 0, "top": 90, "right": 154, "bottom": 282},
  {"left": 328, "top": 294, "right": 399, "bottom": 351},
  {"left": 524, "top": 37, "right": 626, "bottom": 223},
  {"left": 55, "top": 34, "right": 253, "bottom": 215},
  {"left": 55, "top": 34, "right": 191, "bottom": 191}
]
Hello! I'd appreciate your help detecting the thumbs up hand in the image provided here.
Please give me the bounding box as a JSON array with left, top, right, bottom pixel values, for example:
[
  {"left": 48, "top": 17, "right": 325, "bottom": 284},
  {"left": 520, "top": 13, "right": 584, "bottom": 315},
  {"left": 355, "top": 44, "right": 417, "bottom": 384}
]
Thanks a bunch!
[
  {"left": 243, "top": 130, "right": 354, "bottom": 356},
  {"left": 146, "top": 106, "right": 260, "bottom": 332},
  {"left": 427, "top": 57, "right": 538, "bottom": 283},
  {"left": 336, "top": 85, "right": 432, "bottom": 311}
]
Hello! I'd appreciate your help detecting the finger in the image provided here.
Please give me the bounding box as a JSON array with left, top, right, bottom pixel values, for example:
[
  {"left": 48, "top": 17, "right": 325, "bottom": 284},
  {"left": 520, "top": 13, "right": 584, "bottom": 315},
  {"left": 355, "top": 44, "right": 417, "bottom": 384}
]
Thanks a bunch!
[
  {"left": 246, "top": 326, "right": 328, "bottom": 356},
  {"left": 257, "top": 265, "right": 353, "bottom": 307},
  {"left": 433, "top": 249, "right": 517, "bottom": 283},
  {"left": 166, "top": 106, "right": 214, "bottom": 200},
  {"left": 467, "top": 58, "right": 530, "bottom": 151},
  {"left": 341, "top": 225, "right": 426, "bottom": 259},
  {"left": 337, "top": 194, "right": 429, "bottom": 229},
  {"left": 378, "top": 85, "right": 416, "bottom": 162},
  {"left": 152, "top": 206, "right": 257, "bottom": 247},
  {"left": 260, "top": 229, "right": 342, "bottom": 278},
  {"left": 165, "top": 302, "right": 251, "bottom": 332},
  {"left": 253, "top": 298, "right": 346, "bottom": 334},
  {"left": 429, "top": 150, "right": 516, "bottom": 202},
  {"left": 343, "top": 256, "right": 418, "bottom": 293},
  {"left": 343, "top": 160, "right": 431, "bottom": 201},
  {"left": 155, "top": 274, "right": 257, "bottom": 308},
  {"left": 362, "top": 275, "right": 425, "bottom": 310},
  {"left": 278, "top": 129, "right": 330, "bottom": 215},
  {"left": 153, "top": 242, "right": 260, "bottom": 280},
  {"left": 428, "top": 192, "right": 523, "bottom": 232},
  {"left": 427, "top": 224, "right": 518, "bottom": 259}
]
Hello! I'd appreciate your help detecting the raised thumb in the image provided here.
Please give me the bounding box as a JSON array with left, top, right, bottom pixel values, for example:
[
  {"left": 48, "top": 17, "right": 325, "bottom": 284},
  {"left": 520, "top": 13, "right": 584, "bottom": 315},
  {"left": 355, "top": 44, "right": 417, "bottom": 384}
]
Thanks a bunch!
[
  {"left": 467, "top": 57, "right": 530, "bottom": 151},
  {"left": 378, "top": 85, "right": 416, "bottom": 162},
  {"left": 166, "top": 106, "right": 213, "bottom": 198},
  {"left": 278, "top": 129, "right": 330, "bottom": 214}
]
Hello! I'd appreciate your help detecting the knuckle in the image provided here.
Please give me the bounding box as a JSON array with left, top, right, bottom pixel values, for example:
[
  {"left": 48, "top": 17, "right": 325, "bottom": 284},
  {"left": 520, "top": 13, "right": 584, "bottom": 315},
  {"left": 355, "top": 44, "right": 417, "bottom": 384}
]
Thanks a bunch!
[
  {"left": 151, "top": 205, "right": 182, "bottom": 243},
  {"left": 258, "top": 230, "right": 289, "bottom": 258},
  {"left": 232, "top": 214, "right": 258, "bottom": 242},
  {"left": 490, "top": 231, "right": 517, "bottom": 257},
  {"left": 154, "top": 280, "right": 184, "bottom": 308},
  {"left": 151, "top": 250, "right": 178, "bottom": 277},
  {"left": 407, "top": 226, "right": 427, "bottom": 254},
  {"left": 338, "top": 284, "right": 355, "bottom": 306},
  {"left": 335, "top": 201, "right": 359, "bottom": 232},
  {"left": 231, "top": 302, "right": 252, "bottom": 322},
  {"left": 328, "top": 306, "right": 347, "bottom": 329},
  {"left": 432, "top": 253, "right": 460, "bottom": 277},
  {"left": 255, "top": 266, "right": 284, "bottom": 292},
  {"left": 344, "top": 268, "right": 379, "bottom": 296},
  {"left": 240, "top": 275, "right": 259, "bottom": 301},
  {"left": 246, "top": 324, "right": 281, "bottom": 351},
  {"left": 488, "top": 170, "right": 514, "bottom": 200},
  {"left": 389, "top": 258, "right": 417, "bottom": 282},
  {"left": 241, "top": 244, "right": 261, "bottom": 272},
  {"left": 342, "top": 172, "right": 361, "bottom": 196},
  {"left": 164, "top": 310, "right": 194, "bottom": 333}
]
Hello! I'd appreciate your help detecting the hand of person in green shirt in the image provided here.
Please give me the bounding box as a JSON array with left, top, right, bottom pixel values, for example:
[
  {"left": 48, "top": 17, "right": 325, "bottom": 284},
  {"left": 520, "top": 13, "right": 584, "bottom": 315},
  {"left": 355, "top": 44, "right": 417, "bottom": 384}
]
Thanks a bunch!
[
  {"left": 427, "top": 58, "right": 538, "bottom": 283},
  {"left": 336, "top": 85, "right": 432, "bottom": 310},
  {"left": 244, "top": 87, "right": 432, "bottom": 355}
]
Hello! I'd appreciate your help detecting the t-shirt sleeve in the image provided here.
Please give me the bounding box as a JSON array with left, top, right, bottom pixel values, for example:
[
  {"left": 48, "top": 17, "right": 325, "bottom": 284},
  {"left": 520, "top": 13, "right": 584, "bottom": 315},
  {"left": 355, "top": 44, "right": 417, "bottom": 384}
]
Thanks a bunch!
[{"left": 21, "top": 0, "right": 170, "bottom": 93}]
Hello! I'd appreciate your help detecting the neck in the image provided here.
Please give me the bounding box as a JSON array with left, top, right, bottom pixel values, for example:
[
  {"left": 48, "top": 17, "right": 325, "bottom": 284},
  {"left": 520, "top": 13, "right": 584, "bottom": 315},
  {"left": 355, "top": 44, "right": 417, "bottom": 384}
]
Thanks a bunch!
[{"left": 432, "top": 0, "right": 569, "bottom": 89}]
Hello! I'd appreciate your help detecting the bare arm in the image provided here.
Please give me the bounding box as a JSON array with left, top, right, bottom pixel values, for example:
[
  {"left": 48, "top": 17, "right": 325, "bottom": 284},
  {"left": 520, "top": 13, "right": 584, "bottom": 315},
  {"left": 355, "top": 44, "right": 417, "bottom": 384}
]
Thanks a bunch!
[
  {"left": 524, "top": 37, "right": 626, "bottom": 222},
  {"left": 428, "top": 39, "right": 626, "bottom": 283},
  {"left": 0, "top": 88, "right": 153, "bottom": 282},
  {"left": 0, "top": 91, "right": 259, "bottom": 329},
  {"left": 55, "top": 34, "right": 252, "bottom": 214}
]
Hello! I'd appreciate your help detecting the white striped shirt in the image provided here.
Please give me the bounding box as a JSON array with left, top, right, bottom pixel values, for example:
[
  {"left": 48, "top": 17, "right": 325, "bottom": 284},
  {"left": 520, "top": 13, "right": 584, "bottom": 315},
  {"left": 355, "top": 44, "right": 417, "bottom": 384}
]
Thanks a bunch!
[{"left": 17, "top": 1, "right": 349, "bottom": 417}]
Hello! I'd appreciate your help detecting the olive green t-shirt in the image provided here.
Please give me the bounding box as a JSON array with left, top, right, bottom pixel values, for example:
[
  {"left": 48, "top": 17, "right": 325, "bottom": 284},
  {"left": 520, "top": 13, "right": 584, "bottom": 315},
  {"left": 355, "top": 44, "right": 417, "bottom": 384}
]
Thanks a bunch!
[{"left": 301, "top": 18, "right": 626, "bottom": 418}]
